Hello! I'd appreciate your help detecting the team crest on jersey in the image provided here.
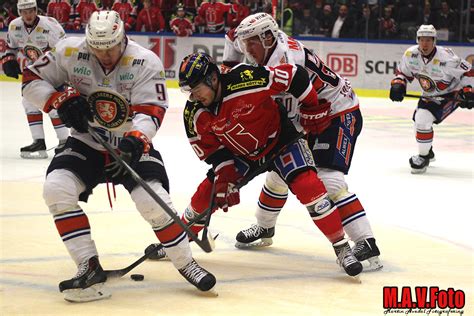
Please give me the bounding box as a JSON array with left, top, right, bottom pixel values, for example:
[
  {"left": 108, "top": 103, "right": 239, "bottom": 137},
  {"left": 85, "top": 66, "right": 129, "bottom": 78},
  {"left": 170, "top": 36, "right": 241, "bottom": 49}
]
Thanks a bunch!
[
  {"left": 88, "top": 91, "right": 129, "bottom": 129},
  {"left": 23, "top": 45, "right": 43, "bottom": 62},
  {"left": 417, "top": 74, "right": 436, "bottom": 92}
]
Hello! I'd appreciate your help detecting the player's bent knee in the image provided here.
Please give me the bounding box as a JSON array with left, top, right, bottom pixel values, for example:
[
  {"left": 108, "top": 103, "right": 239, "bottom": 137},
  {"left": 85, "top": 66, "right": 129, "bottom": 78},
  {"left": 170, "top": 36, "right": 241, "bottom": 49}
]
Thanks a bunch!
[
  {"left": 265, "top": 171, "right": 289, "bottom": 194},
  {"left": 317, "top": 168, "right": 349, "bottom": 200},
  {"left": 43, "top": 169, "right": 85, "bottom": 215},
  {"left": 131, "top": 180, "right": 174, "bottom": 229},
  {"left": 289, "top": 170, "right": 326, "bottom": 204},
  {"left": 414, "top": 109, "right": 435, "bottom": 128}
]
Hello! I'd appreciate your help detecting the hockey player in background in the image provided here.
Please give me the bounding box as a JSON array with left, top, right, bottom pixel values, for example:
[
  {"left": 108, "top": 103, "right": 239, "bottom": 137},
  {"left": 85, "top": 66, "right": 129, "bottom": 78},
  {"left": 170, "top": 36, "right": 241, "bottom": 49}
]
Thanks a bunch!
[
  {"left": 177, "top": 52, "right": 363, "bottom": 278},
  {"left": 22, "top": 10, "right": 216, "bottom": 302},
  {"left": 1, "top": 0, "right": 69, "bottom": 158},
  {"left": 221, "top": 13, "right": 382, "bottom": 271},
  {"left": 390, "top": 24, "right": 473, "bottom": 174}
]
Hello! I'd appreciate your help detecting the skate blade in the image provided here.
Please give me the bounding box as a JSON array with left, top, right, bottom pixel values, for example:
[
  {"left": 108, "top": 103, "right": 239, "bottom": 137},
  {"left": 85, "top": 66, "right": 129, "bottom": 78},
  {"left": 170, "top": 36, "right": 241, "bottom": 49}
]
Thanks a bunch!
[
  {"left": 411, "top": 167, "right": 427, "bottom": 174},
  {"left": 63, "top": 283, "right": 111, "bottom": 303},
  {"left": 361, "top": 256, "right": 383, "bottom": 272},
  {"left": 350, "top": 275, "right": 362, "bottom": 283},
  {"left": 199, "top": 287, "right": 219, "bottom": 297},
  {"left": 20, "top": 151, "right": 48, "bottom": 159},
  {"left": 235, "top": 238, "right": 273, "bottom": 249}
]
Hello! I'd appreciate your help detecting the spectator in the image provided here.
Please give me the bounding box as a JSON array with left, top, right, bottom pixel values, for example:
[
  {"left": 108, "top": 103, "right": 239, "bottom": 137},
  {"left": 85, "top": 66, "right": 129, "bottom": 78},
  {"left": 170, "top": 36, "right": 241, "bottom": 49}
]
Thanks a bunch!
[
  {"left": 196, "top": 0, "right": 231, "bottom": 34},
  {"left": 100, "top": 0, "right": 114, "bottom": 10},
  {"left": 227, "top": 0, "right": 250, "bottom": 29},
  {"left": 379, "top": 6, "right": 398, "bottom": 39},
  {"left": 418, "top": 2, "right": 437, "bottom": 27},
  {"left": 170, "top": 3, "right": 194, "bottom": 36},
  {"left": 318, "top": 4, "right": 334, "bottom": 36},
  {"left": 154, "top": 0, "right": 177, "bottom": 24},
  {"left": 112, "top": 0, "right": 137, "bottom": 31},
  {"left": 47, "top": 0, "right": 73, "bottom": 30},
  {"left": 397, "top": 0, "right": 420, "bottom": 39},
  {"left": 73, "top": 0, "right": 98, "bottom": 30},
  {"left": 329, "top": 4, "right": 355, "bottom": 38},
  {"left": 281, "top": 0, "right": 294, "bottom": 36},
  {"left": 437, "top": 1, "right": 458, "bottom": 40},
  {"left": 357, "top": 5, "right": 377, "bottom": 39},
  {"left": 135, "top": 0, "right": 164, "bottom": 32},
  {"left": 1, "top": 1, "right": 18, "bottom": 29},
  {"left": 294, "top": 8, "right": 317, "bottom": 35},
  {"left": 182, "top": 0, "right": 198, "bottom": 17}
]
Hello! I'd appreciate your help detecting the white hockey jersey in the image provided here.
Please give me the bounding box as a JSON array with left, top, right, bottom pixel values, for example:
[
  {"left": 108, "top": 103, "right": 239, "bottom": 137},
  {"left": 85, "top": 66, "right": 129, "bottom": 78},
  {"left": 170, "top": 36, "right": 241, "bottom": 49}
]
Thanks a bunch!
[
  {"left": 23, "top": 37, "right": 169, "bottom": 151},
  {"left": 4, "top": 15, "right": 66, "bottom": 63},
  {"left": 395, "top": 45, "right": 473, "bottom": 96},
  {"left": 223, "top": 30, "right": 359, "bottom": 121}
]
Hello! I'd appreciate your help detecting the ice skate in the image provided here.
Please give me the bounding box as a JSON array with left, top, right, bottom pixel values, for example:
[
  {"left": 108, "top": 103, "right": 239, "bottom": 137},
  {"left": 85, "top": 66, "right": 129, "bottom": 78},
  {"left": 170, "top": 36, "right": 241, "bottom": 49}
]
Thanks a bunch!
[
  {"left": 178, "top": 259, "right": 217, "bottom": 295},
  {"left": 409, "top": 147, "right": 435, "bottom": 174},
  {"left": 235, "top": 224, "right": 275, "bottom": 248},
  {"left": 54, "top": 139, "right": 68, "bottom": 154},
  {"left": 333, "top": 239, "right": 363, "bottom": 280},
  {"left": 59, "top": 256, "right": 111, "bottom": 303},
  {"left": 20, "top": 139, "right": 48, "bottom": 159},
  {"left": 353, "top": 238, "right": 383, "bottom": 272},
  {"left": 145, "top": 243, "right": 168, "bottom": 260}
]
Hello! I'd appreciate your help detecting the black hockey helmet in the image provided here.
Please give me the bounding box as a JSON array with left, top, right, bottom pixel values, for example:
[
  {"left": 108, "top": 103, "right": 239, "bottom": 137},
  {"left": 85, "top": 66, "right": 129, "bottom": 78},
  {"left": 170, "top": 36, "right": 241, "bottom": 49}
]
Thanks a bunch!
[{"left": 178, "top": 53, "right": 219, "bottom": 92}]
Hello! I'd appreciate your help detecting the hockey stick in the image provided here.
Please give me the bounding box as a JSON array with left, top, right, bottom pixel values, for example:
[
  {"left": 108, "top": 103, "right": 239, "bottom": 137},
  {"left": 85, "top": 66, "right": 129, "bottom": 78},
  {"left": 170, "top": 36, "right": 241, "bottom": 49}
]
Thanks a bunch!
[
  {"left": 87, "top": 126, "right": 214, "bottom": 253},
  {"left": 104, "top": 130, "right": 307, "bottom": 278},
  {"left": 404, "top": 93, "right": 461, "bottom": 102},
  {"left": 104, "top": 212, "right": 219, "bottom": 278}
]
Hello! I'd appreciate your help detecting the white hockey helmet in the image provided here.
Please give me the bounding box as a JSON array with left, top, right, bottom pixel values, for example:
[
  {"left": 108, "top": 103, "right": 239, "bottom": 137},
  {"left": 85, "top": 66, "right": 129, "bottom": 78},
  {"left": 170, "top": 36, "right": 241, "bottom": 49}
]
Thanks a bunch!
[
  {"left": 416, "top": 24, "right": 437, "bottom": 44},
  {"left": 17, "top": 0, "right": 37, "bottom": 13},
  {"left": 86, "top": 11, "right": 125, "bottom": 50},
  {"left": 236, "top": 13, "right": 279, "bottom": 43},
  {"left": 235, "top": 13, "right": 279, "bottom": 64}
]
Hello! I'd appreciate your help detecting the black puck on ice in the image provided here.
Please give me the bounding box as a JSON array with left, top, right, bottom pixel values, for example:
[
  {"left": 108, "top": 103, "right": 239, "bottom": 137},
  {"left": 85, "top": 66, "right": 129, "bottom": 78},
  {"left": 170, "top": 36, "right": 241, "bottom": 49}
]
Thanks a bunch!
[{"left": 131, "top": 274, "right": 144, "bottom": 281}]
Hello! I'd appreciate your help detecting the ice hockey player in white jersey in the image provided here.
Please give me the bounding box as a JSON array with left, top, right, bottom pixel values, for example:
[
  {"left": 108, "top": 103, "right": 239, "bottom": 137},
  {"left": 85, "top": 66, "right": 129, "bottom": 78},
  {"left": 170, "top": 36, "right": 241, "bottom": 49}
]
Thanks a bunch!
[
  {"left": 1, "top": 0, "right": 69, "bottom": 158},
  {"left": 22, "top": 10, "right": 216, "bottom": 302},
  {"left": 220, "top": 13, "right": 382, "bottom": 271},
  {"left": 390, "top": 25, "right": 473, "bottom": 174}
]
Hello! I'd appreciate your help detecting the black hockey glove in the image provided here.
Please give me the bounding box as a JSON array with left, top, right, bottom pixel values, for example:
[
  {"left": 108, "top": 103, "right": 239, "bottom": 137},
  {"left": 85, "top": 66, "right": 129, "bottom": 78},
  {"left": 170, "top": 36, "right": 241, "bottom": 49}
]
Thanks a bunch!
[
  {"left": 1, "top": 54, "right": 21, "bottom": 79},
  {"left": 105, "top": 131, "right": 150, "bottom": 182},
  {"left": 458, "top": 86, "right": 473, "bottom": 109},
  {"left": 45, "top": 87, "right": 93, "bottom": 133},
  {"left": 390, "top": 78, "right": 406, "bottom": 102}
]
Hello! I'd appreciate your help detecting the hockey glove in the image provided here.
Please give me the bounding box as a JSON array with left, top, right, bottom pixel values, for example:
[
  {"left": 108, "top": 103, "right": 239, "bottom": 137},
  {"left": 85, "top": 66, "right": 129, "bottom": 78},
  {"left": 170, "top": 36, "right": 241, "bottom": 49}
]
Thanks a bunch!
[
  {"left": 390, "top": 78, "right": 406, "bottom": 102},
  {"left": 458, "top": 86, "right": 474, "bottom": 109},
  {"left": 1, "top": 54, "right": 21, "bottom": 79},
  {"left": 214, "top": 162, "right": 241, "bottom": 212},
  {"left": 105, "top": 131, "right": 150, "bottom": 182},
  {"left": 299, "top": 99, "right": 331, "bottom": 135},
  {"left": 45, "top": 87, "right": 93, "bottom": 133}
]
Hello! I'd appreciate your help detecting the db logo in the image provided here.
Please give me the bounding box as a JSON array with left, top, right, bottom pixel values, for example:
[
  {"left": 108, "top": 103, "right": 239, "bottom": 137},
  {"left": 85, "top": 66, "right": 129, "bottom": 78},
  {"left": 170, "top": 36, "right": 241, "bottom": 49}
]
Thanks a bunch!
[{"left": 326, "top": 53, "right": 358, "bottom": 77}]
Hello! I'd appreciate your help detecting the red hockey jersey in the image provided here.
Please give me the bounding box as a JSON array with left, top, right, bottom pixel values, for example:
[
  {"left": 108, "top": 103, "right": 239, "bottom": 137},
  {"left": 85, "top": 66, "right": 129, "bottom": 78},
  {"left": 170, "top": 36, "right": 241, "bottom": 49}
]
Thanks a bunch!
[{"left": 183, "top": 63, "right": 318, "bottom": 164}]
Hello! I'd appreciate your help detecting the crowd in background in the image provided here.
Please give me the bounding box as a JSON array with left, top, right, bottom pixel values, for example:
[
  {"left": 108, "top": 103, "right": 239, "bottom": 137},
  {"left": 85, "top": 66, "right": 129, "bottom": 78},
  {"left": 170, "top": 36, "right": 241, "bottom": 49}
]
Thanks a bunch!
[{"left": 1, "top": 0, "right": 472, "bottom": 42}]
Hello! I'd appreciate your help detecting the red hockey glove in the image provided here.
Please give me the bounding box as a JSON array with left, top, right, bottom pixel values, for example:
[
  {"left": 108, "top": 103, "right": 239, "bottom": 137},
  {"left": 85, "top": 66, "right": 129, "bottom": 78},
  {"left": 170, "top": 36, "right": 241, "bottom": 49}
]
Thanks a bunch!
[
  {"left": 299, "top": 99, "right": 331, "bottom": 134},
  {"left": 214, "top": 162, "right": 241, "bottom": 212}
]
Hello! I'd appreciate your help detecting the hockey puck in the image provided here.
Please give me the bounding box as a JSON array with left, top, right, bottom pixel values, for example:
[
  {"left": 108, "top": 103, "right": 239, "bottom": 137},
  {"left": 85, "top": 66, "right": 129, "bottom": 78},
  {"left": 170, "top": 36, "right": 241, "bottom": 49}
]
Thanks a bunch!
[{"left": 130, "top": 274, "right": 144, "bottom": 281}]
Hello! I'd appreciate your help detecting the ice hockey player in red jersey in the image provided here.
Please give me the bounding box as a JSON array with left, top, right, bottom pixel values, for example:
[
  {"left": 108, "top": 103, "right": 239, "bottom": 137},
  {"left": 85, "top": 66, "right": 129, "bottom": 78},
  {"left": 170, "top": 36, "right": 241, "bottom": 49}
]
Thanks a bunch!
[
  {"left": 177, "top": 52, "right": 363, "bottom": 278},
  {"left": 390, "top": 24, "right": 473, "bottom": 174},
  {"left": 196, "top": 0, "right": 231, "bottom": 33},
  {"left": 169, "top": 3, "right": 194, "bottom": 37},
  {"left": 72, "top": 0, "right": 98, "bottom": 30},
  {"left": 46, "top": 0, "right": 73, "bottom": 29}
]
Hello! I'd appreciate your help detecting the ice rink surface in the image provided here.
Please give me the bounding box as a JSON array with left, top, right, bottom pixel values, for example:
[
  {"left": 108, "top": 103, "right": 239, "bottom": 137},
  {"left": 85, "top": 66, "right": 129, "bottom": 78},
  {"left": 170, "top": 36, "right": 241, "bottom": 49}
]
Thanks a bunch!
[{"left": 1, "top": 81, "right": 473, "bottom": 315}]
